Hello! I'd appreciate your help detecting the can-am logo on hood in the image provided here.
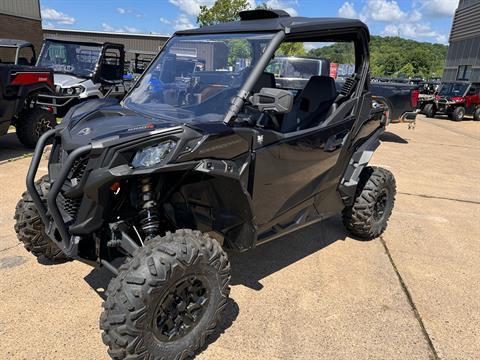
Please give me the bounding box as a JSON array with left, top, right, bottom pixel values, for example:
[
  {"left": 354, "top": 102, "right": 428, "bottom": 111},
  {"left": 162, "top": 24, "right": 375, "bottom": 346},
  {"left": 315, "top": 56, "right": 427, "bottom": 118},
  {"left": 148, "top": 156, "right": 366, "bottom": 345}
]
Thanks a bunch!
[
  {"left": 78, "top": 127, "right": 92, "bottom": 136},
  {"left": 127, "top": 124, "right": 155, "bottom": 132}
]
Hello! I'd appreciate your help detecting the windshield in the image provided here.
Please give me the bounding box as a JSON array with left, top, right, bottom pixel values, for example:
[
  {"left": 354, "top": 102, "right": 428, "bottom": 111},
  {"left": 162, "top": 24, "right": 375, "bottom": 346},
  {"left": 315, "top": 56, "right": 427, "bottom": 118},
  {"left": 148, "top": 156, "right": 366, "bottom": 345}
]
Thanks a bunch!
[
  {"left": 0, "top": 46, "right": 34, "bottom": 65},
  {"left": 37, "top": 40, "right": 102, "bottom": 77},
  {"left": 439, "top": 83, "right": 468, "bottom": 97},
  {"left": 0, "top": 47, "right": 17, "bottom": 64},
  {"left": 123, "top": 33, "right": 275, "bottom": 122}
]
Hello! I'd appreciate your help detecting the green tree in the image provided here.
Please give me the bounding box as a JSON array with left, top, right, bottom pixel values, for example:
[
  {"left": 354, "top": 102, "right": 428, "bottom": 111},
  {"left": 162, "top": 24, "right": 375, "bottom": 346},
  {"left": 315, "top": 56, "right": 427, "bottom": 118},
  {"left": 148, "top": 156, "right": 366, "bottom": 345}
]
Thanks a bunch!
[
  {"left": 277, "top": 42, "right": 306, "bottom": 56},
  {"left": 398, "top": 63, "right": 415, "bottom": 78},
  {"left": 197, "top": 0, "right": 250, "bottom": 26},
  {"left": 309, "top": 35, "right": 448, "bottom": 78},
  {"left": 226, "top": 39, "right": 251, "bottom": 66}
]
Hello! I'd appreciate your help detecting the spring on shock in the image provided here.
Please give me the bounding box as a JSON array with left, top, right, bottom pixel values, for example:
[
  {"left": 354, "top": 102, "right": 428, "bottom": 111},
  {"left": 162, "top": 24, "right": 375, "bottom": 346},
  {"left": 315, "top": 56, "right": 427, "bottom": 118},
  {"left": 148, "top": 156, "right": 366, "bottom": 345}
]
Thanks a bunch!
[{"left": 138, "top": 177, "right": 159, "bottom": 239}]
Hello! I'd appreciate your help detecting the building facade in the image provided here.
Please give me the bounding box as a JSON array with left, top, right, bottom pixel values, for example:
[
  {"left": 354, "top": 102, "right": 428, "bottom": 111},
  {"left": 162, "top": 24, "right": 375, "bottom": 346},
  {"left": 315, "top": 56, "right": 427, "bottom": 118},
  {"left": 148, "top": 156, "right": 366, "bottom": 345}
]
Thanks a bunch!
[
  {"left": 442, "top": 0, "right": 480, "bottom": 82},
  {"left": 0, "top": 0, "right": 44, "bottom": 54},
  {"left": 42, "top": 28, "right": 169, "bottom": 63}
]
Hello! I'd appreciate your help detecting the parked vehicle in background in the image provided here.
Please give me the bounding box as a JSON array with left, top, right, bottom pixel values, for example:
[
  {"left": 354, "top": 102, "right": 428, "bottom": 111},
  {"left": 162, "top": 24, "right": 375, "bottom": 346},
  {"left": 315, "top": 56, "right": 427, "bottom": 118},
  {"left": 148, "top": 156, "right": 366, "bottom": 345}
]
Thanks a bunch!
[
  {"left": 367, "top": 81, "right": 418, "bottom": 124},
  {"left": 267, "top": 57, "right": 418, "bottom": 124},
  {"left": 417, "top": 79, "right": 440, "bottom": 113},
  {"left": 266, "top": 56, "right": 330, "bottom": 89},
  {"left": 125, "top": 50, "right": 156, "bottom": 76},
  {"left": 0, "top": 39, "right": 36, "bottom": 66},
  {"left": 34, "top": 39, "right": 128, "bottom": 116},
  {"left": 0, "top": 64, "right": 55, "bottom": 147},
  {"left": 424, "top": 82, "right": 480, "bottom": 121}
]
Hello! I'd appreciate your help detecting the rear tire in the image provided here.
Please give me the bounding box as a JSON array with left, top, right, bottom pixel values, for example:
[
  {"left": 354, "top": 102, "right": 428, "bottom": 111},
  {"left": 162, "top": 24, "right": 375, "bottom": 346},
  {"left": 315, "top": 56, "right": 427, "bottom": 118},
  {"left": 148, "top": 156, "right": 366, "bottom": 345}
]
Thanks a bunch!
[
  {"left": 100, "top": 229, "right": 231, "bottom": 360},
  {"left": 423, "top": 103, "right": 436, "bottom": 118},
  {"left": 16, "top": 107, "right": 56, "bottom": 148},
  {"left": 452, "top": 106, "right": 465, "bottom": 121},
  {"left": 343, "top": 166, "right": 396, "bottom": 240},
  {"left": 14, "top": 175, "right": 68, "bottom": 261},
  {"left": 473, "top": 107, "right": 480, "bottom": 121}
]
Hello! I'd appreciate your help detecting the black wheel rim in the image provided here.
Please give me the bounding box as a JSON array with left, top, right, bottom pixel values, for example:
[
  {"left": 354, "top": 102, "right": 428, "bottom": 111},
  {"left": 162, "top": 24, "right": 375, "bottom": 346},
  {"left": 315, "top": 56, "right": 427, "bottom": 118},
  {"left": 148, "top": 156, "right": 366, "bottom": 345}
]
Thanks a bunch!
[
  {"left": 152, "top": 275, "right": 209, "bottom": 342},
  {"left": 35, "top": 115, "right": 54, "bottom": 137},
  {"left": 373, "top": 189, "right": 388, "bottom": 221}
]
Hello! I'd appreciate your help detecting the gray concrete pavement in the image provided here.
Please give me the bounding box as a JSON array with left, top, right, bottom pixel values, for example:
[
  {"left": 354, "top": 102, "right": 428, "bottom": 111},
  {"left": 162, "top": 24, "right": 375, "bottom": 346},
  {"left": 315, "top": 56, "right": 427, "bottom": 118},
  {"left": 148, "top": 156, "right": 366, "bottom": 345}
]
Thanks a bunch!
[{"left": 0, "top": 115, "right": 478, "bottom": 359}]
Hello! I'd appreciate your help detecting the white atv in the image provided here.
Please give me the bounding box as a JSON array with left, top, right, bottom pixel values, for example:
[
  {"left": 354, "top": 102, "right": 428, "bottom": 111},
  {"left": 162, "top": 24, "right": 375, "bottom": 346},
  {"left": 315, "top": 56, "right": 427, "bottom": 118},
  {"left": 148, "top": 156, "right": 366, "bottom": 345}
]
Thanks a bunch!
[{"left": 34, "top": 39, "right": 129, "bottom": 116}]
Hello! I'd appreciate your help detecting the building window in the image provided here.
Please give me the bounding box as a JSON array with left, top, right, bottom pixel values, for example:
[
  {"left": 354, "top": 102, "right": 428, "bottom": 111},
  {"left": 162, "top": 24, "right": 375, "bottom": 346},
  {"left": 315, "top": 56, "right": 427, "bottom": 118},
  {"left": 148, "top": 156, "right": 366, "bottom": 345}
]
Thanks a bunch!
[{"left": 457, "top": 65, "right": 472, "bottom": 80}]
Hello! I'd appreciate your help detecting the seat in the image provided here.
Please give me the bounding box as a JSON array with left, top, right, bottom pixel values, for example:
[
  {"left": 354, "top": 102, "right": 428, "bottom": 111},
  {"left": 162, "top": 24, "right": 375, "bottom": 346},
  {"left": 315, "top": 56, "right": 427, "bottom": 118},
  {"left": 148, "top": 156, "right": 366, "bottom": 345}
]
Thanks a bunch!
[
  {"left": 251, "top": 71, "right": 276, "bottom": 93},
  {"left": 281, "top": 76, "right": 337, "bottom": 133}
]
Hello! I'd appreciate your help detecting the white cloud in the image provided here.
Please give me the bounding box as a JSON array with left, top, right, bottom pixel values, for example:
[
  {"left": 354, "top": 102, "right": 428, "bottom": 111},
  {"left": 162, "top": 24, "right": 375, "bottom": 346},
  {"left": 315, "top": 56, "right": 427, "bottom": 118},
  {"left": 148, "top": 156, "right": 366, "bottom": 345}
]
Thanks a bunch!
[
  {"left": 160, "top": 17, "right": 172, "bottom": 24},
  {"left": 41, "top": 7, "right": 76, "bottom": 25},
  {"left": 173, "top": 14, "right": 195, "bottom": 31},
  {"left": 338, "top": 2, "right": 358, "bottom": 18},
  {"left": 361, "top": 0, "right": 406, "bottom": 22},
  {"left": 101, "top": 22, "right": 141, "bottom": 33},
  {"left": 337, "top": 0, "right": 448, "bottom": 44},
  {"left": 42, "top": 21, "right": 54, "bottom": 29},
  {"left": 419, "top": 0, "right": 457, "bottom": 17},
  {"left": 168, "top": 0, "right": 215, "bottom": 17},
  {"left": 383, "top": 22, "right": 448, "bottom": 44},
  {"left": 116, "top": 7, "right": 143, "bottom": 18},
  {"left": 265, "top": 0, "right": 298, "bottom": 16},
  {"left": 168, "top": 0, "right": 260, "bottom": 17}
]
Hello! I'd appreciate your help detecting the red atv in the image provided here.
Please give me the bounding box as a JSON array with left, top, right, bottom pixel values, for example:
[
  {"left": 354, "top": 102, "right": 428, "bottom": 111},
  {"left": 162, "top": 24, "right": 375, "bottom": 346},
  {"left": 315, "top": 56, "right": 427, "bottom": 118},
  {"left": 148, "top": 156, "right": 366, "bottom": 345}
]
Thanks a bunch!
[{"left": 424, "top": 82, "right": 480, "bottom": 121}]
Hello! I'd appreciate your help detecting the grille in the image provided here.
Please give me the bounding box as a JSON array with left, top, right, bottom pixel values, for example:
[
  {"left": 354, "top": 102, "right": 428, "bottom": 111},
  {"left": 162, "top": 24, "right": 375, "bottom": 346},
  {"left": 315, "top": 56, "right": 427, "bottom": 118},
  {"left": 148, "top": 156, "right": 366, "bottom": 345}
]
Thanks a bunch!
[
  {"left": 56, "top": 154, "right": 89, "bottom": 223},
  {"left": 69, "top": 156, "right": 89, "bottom": 183},
  {"left": 57, "top": 192, "right": 82, "bottom": 223}
]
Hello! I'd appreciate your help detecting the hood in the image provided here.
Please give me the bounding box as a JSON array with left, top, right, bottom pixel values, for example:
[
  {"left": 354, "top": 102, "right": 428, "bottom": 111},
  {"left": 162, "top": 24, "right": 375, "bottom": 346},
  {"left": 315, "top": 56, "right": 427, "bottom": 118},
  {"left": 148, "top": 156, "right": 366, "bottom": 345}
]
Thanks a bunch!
[
  {"left": 54, "top": 73, "right": 85, "bottom": 88},
  {"left": 57, "top": 99, "right": 194, "bottom": 150}
]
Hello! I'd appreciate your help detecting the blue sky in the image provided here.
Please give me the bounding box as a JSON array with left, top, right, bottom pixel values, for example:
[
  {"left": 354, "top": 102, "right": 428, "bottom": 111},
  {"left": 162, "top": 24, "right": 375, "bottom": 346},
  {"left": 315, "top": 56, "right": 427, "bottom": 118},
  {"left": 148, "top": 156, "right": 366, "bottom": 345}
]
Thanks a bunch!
[{"left": 40, "top": 0, "right": 457, "bottom": 44}]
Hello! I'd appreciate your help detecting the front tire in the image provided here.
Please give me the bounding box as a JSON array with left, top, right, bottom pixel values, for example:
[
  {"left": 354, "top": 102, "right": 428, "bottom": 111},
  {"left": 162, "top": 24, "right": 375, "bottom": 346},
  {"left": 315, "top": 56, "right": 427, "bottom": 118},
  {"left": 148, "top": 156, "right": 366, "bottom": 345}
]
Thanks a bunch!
[
  {"left": 343, "top": 167, "right": 396, "bottom": 240},
  {"left": 16, "top": 107, "right": 56, "bottom": 148},
  {"left": 423, "top": 103, "right": 436, "bottom": 118},
  {"left": 14, "top": 175, "right": 68, "bottom": 261},
  {"left": 473, "top": 107, "right": 480, "bottom": 121},
  {"left": 452, "top": 106, "right": 465, "bottom": 121},
  {"left": 100, "top": 229, "right": 231, "bottom": 360}
]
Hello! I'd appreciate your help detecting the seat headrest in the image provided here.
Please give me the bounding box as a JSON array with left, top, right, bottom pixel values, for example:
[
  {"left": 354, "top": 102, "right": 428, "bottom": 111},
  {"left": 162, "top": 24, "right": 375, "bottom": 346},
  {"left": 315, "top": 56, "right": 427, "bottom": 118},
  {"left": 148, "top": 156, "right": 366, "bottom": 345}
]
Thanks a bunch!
[
  {"left": 252, "top": 72, "right": 276, "bottom": 93},
  {"left": 302, "top": 76, "right": 337, "bottom": 100}
]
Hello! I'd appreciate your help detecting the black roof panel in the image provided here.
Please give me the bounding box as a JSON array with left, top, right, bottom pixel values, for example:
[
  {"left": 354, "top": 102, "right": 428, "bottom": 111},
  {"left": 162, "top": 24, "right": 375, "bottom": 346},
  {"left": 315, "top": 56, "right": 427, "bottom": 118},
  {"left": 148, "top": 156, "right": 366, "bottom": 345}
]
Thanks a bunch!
[{"left": 175, "top": 16, "right": 369, "bottom": 38}]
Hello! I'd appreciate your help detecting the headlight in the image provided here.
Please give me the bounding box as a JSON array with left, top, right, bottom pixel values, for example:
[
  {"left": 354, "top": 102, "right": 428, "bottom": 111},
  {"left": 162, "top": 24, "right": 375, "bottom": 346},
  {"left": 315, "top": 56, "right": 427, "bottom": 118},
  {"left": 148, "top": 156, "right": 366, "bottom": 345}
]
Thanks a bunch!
[
  {"left": 64, "top": 86, "right": 84, "bottom": 95},
  {"left": 131, "top": 140, "right": 177, "bottom": 168},
  {"left": 73, "top": 86, "right": 84, "bottom": 94}
]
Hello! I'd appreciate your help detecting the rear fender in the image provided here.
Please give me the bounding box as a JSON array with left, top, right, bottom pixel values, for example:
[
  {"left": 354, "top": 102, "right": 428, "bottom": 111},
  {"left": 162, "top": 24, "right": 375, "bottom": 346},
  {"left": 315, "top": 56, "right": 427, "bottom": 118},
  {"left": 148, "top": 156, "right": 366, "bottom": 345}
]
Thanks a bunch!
[{"left": 338, "top": 128, "right": 382, "bottom": 206}]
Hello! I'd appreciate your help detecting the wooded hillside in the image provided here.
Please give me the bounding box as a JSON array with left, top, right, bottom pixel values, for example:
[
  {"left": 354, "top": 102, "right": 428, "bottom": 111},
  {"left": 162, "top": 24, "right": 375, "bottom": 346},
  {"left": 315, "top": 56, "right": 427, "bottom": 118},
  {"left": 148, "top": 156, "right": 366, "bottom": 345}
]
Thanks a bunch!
[{"left": 309, "top": 36, "right": 448, "bottom": 78}]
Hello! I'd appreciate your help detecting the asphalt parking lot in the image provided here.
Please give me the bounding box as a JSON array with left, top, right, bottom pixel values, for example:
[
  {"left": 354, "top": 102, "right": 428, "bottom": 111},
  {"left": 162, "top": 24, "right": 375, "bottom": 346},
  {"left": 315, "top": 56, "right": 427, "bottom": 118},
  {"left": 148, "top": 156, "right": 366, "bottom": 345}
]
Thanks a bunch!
[{"left": 0, "top": 115, "right": 479, "bottom": 360}]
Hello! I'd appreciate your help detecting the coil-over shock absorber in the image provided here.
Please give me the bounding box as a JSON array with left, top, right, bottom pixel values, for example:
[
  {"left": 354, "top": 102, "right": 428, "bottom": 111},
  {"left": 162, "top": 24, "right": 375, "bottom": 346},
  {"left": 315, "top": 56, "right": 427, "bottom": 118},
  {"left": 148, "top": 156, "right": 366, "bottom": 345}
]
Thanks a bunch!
[{"left": 138, "top": 177, "right": 159, "bottom": 240}]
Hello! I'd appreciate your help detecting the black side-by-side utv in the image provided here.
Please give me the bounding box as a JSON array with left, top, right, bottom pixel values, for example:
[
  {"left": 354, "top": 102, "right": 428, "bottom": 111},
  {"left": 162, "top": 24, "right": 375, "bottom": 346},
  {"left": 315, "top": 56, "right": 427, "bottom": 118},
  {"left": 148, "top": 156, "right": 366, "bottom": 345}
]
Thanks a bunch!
[{"left": 15, "top": 10, "right": 399, "bottom": 359}]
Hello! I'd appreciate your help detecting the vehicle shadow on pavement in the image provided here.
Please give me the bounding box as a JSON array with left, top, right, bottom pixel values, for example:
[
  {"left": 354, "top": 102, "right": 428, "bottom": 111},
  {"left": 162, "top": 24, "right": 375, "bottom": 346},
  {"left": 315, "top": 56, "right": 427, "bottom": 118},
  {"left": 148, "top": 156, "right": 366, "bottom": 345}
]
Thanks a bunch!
[
  {"left": 0, "top": 133, "right": 33, "bottom": 163},
  {"left": 379, "top": 131, "right": 408, "bottom": 144},
  {"left": 229, "top": 215, "right": 349, "bottom": 290}
]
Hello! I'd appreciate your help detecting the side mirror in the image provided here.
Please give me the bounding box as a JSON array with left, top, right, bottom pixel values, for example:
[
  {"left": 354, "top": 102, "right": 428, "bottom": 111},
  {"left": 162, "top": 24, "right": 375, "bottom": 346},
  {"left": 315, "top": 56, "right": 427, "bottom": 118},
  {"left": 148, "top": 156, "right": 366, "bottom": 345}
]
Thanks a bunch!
[
  {"left": 250, "top": 88, "right": 293, "bottom": 114},
  {"left": 468, "top": 88, "right": 476, "bottom": 95}
]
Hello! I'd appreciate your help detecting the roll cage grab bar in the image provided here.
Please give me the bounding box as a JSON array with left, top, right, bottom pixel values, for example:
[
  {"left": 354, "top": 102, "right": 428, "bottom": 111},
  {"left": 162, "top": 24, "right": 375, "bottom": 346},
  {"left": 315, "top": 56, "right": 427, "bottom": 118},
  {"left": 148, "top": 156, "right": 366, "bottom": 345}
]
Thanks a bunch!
[{"left": 223, "top": 30, "right": 286, "bottom": 125}]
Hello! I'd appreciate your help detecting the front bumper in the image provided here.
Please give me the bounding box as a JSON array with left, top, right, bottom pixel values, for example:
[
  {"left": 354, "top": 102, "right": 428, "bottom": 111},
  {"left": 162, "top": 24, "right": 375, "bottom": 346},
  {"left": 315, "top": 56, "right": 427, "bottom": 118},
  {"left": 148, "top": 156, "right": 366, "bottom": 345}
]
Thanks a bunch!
[
  {"left": 26, "top": 129, "right": 91, "bottom": 258},
  {"left": 36, "top": 93, "right": 79, "bottom": 115},
  {"left": 26, "top": 126, "right": 196, "bottom": 260}
]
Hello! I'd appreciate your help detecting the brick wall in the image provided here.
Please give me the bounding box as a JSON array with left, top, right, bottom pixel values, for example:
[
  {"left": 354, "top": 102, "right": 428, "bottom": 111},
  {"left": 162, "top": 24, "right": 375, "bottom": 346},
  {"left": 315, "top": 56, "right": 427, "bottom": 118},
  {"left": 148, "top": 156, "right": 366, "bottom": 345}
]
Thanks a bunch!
[{"left": 0, "top": 13, "right": 43, "bottom": 61}]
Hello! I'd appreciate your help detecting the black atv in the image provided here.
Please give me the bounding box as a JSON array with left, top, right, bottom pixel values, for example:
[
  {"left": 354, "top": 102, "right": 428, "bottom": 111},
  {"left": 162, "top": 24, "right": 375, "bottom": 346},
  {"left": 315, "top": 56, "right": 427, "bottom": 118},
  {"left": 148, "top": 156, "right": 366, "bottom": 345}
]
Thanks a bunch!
[{"left": 15, "top": 10, "right": 398, "bottom": 359}]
